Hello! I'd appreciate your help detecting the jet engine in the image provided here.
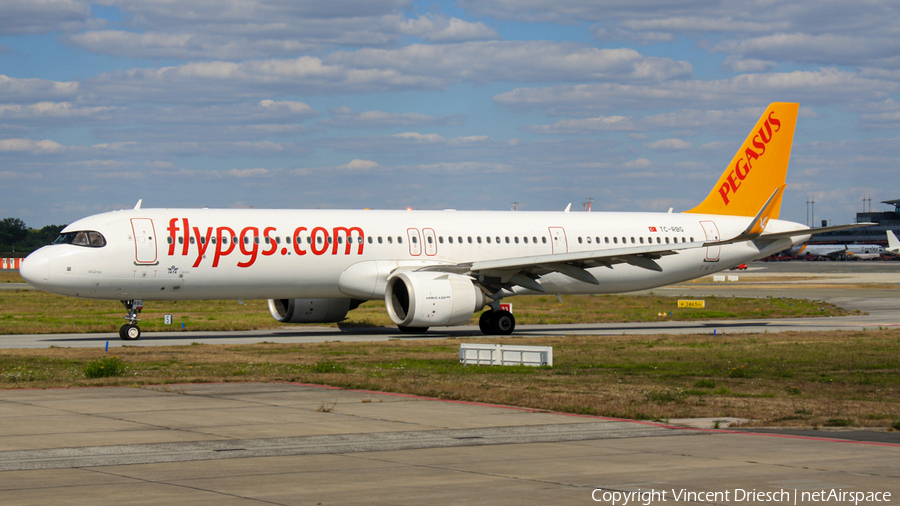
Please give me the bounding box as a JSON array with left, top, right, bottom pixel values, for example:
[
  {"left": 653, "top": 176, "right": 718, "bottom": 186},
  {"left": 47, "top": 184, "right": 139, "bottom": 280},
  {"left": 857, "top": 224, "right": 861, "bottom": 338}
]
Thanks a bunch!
[
  {"left": 268, "top": 298, "right": 362, "bottom": 323},
  {"left": 385, "top": 271, "right": 485, "bottom": 328}
]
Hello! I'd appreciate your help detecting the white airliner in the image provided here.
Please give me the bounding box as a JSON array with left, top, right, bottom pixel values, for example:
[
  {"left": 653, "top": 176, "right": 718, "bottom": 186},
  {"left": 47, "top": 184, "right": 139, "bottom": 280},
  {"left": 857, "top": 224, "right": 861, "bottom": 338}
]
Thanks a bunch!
[
  {"left": 789, "top": 242, "right": 885, "bottom": 260},
  {"left": 20, "top": 103, "right": 870, "bottom": 340}
]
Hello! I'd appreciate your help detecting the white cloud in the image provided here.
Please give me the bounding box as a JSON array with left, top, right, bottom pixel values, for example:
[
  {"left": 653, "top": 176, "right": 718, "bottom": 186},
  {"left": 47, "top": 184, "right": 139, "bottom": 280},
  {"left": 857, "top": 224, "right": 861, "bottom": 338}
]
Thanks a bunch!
[
  {"left": 646, "top": 139, "right": 692, "bottom": 150},
  {"left": 321, "top": 107, "right": 462, "bottom": 128},
  {"left": 399, "top": 14, "right": 499, "bottom": 42},
  {"left": 493, "top": 68, "right": 898, "bottom": 116},
  {"left": 337, "top": 159, "right": 381, "bottom": 170},
  {"left": 0, "top": 0, "right": 92, "bottom": 36},
  {"left": 0, "top": 138, "right": 66, "bottom": 153},
  {"left": 524, "top": 115, "right": 635, "bottom": 134},
  {"left": 722, "top": 56, "right": 777, "bottom": 73},
  {"left": 0, "top": 75, "right": 79, "bottom": 103}
]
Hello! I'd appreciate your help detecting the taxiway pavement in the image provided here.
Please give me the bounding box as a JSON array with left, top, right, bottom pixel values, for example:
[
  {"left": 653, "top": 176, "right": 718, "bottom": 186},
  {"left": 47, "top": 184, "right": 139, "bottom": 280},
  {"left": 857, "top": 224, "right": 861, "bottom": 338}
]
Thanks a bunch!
[{"left": 1, "top": 383, "right": 897, "bottom": 505}]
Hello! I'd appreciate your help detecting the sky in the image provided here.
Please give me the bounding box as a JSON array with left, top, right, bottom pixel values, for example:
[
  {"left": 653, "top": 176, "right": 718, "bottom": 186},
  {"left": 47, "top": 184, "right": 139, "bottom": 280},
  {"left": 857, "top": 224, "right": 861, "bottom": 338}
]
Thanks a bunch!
[{"left": 1, "top": 0, "right": 899, "bottom": 228}]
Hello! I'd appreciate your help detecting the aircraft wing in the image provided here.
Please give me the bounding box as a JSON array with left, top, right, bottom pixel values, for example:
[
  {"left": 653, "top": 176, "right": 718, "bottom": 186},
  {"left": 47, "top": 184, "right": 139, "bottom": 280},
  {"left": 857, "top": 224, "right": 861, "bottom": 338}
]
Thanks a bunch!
[{"left": 418, "top": 241, "right": 705, "bottom": 293}]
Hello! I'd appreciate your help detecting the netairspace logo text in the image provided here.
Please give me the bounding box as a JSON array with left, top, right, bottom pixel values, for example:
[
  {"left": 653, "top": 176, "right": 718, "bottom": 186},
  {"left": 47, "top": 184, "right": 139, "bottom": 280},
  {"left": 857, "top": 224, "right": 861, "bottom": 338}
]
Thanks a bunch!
[{"left": 591, "top": 488, "right": 892, "bottom": 505}]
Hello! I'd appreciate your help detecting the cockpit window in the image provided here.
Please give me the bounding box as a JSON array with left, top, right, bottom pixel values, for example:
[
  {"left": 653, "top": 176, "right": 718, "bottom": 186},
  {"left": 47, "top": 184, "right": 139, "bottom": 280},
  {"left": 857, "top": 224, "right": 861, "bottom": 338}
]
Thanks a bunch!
[{"left": 53, "top": 231, "right": 107, "bottom": 248}]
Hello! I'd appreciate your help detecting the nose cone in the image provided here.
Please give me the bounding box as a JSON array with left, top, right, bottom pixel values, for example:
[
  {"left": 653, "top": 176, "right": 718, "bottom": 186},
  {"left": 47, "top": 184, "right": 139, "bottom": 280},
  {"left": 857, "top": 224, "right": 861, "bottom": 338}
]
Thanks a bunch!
[{"left": 20, "top": 248, "right": 50, "bottom": 288}]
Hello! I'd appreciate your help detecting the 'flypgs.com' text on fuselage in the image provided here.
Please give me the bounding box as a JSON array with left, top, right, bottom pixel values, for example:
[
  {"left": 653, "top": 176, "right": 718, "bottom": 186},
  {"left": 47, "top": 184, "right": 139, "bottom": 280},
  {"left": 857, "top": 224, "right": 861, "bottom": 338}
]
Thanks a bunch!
[{"left": 20, "top": 102, "right": 868, "bottom": 338}]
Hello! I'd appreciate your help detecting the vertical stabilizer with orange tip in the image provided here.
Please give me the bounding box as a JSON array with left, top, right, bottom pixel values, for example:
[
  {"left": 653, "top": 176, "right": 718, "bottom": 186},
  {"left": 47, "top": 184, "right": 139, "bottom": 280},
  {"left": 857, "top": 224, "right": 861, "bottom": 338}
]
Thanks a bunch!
[{"left": 685, "top": 102, "right": 799, "bottom": 218}]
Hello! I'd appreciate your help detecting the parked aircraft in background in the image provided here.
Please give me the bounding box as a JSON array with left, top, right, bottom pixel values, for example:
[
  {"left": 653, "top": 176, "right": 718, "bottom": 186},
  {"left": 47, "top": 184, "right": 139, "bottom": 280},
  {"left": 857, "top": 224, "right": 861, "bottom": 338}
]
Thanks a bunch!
[
  {"left": 788, "top": 242, "right": 886, "bottom": 260},
  {"left": 20, "top": 103, "right": 870, "bottom": 339}
]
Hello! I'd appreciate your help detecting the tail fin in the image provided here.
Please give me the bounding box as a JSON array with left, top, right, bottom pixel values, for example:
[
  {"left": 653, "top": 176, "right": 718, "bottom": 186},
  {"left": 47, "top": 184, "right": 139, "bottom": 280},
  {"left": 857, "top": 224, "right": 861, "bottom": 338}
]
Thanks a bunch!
[
  {"left": 887, "top": 230, "right": 900, "bottom": 253},
  {"left": 686, "top": 102, "right": 799, "bottom": 218}
]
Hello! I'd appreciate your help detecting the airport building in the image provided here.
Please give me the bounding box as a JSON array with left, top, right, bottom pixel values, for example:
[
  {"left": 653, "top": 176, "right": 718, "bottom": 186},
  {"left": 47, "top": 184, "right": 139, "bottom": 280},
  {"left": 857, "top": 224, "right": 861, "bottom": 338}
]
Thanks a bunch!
[{"left": 810, "top": 198, "right": 900, "bottom": 244}]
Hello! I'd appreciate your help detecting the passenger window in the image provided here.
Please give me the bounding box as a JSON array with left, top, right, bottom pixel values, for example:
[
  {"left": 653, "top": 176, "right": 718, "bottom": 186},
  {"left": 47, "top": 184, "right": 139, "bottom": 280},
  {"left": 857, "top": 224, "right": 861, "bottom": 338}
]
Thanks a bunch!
[
  {"left": 412, "top": 236, "right": 418, "bottom": 244},
  {"left": 378, "top": 236, "right": 383, "bottom": 244},
  {"left": 477, "top": 236, "right": 482, "bottom": 244},
  {"left": 578, "top": 237, "right": 583, "bottom": 244},
  {"left": 514, "top": 237, "right": 519, "bottom": 244},
  {"left": 317, "top": 236, "right": 323, "bottom": 244},
  {"left": 178, "top": 237, "right": 183, "bottom": 244},
  {"left": 505, "top": 237, "right": 510, "bottom": 244},
  {"left": 533, "top": 237, "right": 538, "bottom": 244},
  {"left": 458, "top": 236, "right": 463, "bottom": 243},
  {"left": 254, "top": 237, "right": 259, "bottom": 244},
  {"left": 167, "top": 237, "right": 173, "bottom": 244},
  {"left": 542, "top": 237, "right": 547, "bottom": 244},
  {"left": 398, "top": 237, "right": 403, "bottom": 244},
  {"left": 427, "top": 236, "right": 433, "bottom": 244},
  {"left": 656, "top": 237, "right": 661, "bottom": 244},
  {"left": 388, "top": 236, "right": 393, "bottom": 244},
  {"left": 448, "top": 236, "right": 453, "bottom": 244},
  {"left": 191, "top": 237, "right": 196, "bottom": 244},
  {"left": 486, "top": 236, "right": 491, "bottom": 244},
  {"left": 276, "top": 237, "right": 281, "bottom": 245},
  {"left": 467, "top": 236, "right": 472, "bottom": 244},
  {"left": 639, "top": 237, "right": 644, "bottom": 244},
  {"left": 630, "top": 237, "right": 635, "bottom": 244},
  {"left": 523, "top": 237, "right": 528, "bottom": 244},
  {"left": 613, "top": 237, "right": 618, "bottom": 244},
  {"left": 665, "top": 237, "right": 670, "bottom": 244},
  {"left": 586, "top": 237, "right": 591, "bottom": 244},
  {"left": 338, "top": 237, "right": 343, "bottom": 244}
]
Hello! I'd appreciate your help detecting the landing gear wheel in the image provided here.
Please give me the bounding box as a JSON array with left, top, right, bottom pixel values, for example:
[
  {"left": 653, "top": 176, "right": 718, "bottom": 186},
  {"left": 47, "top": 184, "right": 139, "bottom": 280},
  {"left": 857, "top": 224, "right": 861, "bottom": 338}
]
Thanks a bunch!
[
  {"left": 491, "top": 310, "right": 515, "bottom": 335},
  {"left": 119, "top": 324, "right": 141, "bottom": 340},
  {"left": 479, "top": 310, "right": 494, "bottom": 334},
  {"left": 398, "top": 326, "right": 429, "bottom": 334}
]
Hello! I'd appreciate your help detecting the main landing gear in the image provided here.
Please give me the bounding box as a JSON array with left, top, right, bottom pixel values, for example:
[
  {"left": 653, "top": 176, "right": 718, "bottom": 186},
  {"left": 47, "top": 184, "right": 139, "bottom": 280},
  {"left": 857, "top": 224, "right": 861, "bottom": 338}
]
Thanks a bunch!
[
  {"left": 119, "top": 300, "right": 143, "bottom": 340},
  {"left": 479, "top": 308, "right": 515, "bottom": 335}
]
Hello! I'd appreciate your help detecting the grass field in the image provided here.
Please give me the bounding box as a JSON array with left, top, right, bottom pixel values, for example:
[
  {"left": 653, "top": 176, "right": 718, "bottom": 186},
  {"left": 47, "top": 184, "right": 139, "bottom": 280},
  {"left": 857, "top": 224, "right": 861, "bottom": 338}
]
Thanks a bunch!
[
  {"left": 1, "top": 331, "right": 898, "bottom": 428},
  {"left": 0, "top": 267, "right": 853, "bottom": 334},
  {"left": 3, "top": 268, "right": 893, "bottom": 429}
]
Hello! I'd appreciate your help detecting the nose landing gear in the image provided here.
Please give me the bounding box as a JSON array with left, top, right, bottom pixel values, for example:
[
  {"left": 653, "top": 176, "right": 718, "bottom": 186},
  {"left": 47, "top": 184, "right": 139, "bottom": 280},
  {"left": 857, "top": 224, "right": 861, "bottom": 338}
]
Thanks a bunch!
[{"left": 119, "top": 300, "right": 143, "bottom": 340}]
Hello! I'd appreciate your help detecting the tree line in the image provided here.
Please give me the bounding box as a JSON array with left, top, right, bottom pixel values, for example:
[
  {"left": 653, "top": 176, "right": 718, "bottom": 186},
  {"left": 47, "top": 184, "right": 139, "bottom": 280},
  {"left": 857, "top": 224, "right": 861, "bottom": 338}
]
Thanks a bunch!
[{"left": 0, "top": 218, "right": 67, "bottom": 256}]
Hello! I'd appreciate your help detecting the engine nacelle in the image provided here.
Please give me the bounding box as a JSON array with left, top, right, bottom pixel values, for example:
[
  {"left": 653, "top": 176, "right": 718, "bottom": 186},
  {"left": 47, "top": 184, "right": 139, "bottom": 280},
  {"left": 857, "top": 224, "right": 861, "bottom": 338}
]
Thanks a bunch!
[
  {"left": 385, "top": 271, "right": 485, "bottom": 328},
  {"left": 268, "top": 298, "right": 360, "bottom": 323}
]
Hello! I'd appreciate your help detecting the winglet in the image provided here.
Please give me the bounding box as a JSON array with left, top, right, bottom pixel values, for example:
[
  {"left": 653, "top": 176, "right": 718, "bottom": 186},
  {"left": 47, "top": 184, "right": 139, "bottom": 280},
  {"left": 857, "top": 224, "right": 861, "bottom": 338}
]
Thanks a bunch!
[
  {"left": 134, "top": 199, "right": 143, "bottom": 210},
  {"left": 686, "top": 103, "right": 798, "bottom": 218},
  {"left": 706, "top": 185, "right": 782, "bottom": 246}
]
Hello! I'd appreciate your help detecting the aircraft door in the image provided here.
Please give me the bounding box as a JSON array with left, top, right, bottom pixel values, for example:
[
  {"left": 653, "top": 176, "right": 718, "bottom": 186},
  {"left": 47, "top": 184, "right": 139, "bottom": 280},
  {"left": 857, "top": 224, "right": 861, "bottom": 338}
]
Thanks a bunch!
[
  {"left": 549, "top": 227, "right": 568, "bottom": 254},
  {"left": 131, "top": 218, "right": 159, "bottom": 265},
  {"left": 700, "top": 220, "right": 720, "bottom": 262},
  {"left": 407, "top": 228, "right": 422, "bottom": 256},
  {"left": 423, "top": 228, "right": 437, "bottom": 256}
]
